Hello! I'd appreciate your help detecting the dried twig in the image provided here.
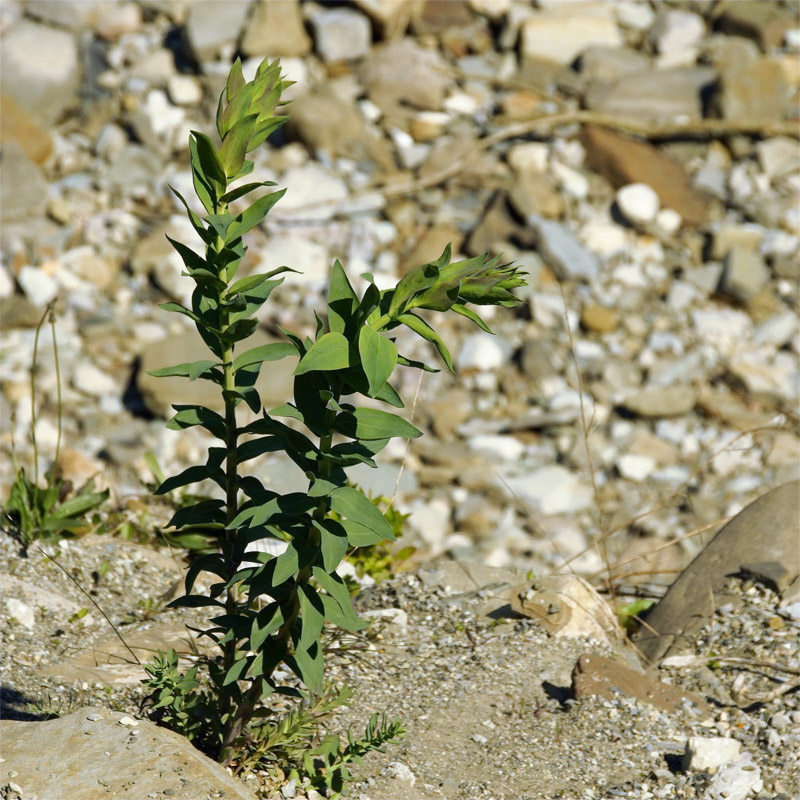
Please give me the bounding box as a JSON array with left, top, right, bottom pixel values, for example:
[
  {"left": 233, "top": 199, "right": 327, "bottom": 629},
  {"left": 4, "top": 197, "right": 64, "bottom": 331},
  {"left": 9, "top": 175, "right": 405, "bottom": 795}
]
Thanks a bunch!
[{"left": 271, "top": 110, "right": 799, "bottom": 222}]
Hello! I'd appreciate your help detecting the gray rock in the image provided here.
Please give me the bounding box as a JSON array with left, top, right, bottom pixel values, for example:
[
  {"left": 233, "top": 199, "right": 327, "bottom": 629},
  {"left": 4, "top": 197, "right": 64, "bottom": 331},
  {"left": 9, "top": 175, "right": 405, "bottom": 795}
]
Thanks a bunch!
[
  {"left": 0, "top": 707, "right": 259, "bottom": 800},
  {"left": 578, "top": 46, "right": 650, "bottom": 83},
  {"left": 310, "top": 7, "right": 372, "bottom": 63},
  {"left": 0, "top": 19, "right": 80, "bottom": 126},
  {"left": 241, "top": 0, "right": 311, "bottom": 58},
  {"left": 622, "top": 386, "right": 697, "bottom": 418},
  {"left": 585, "top": 67, "right": 716, "bottom": 125},
  {"left": 715, "top": 0, "right": 798, "bottom": 50},
  {"left": 102, "top": 145, "right": 163, "bottom": 193},
  {"left": 718, "top": 245, "right": 768, "bottom": 302},
  {"left": 184, "top": 0, "right": 250, "bottom": 63},
  {"left": 633, "top": 481, "right": 800, "bottom": 663},
  {"left": 528, "top": 215, "right": 600, "bottom": 281},
  {"left": 716, "top": 58, "right": 788, "bottom": 122},
  {"left": 706, "top": 753, "right": 763, "bottom": 800},
  {"left": 756, "top": 136, "right": 800, "bottom": 181},
  {"left": 362, "top": 39, "right": 449, "bottom": 116}
]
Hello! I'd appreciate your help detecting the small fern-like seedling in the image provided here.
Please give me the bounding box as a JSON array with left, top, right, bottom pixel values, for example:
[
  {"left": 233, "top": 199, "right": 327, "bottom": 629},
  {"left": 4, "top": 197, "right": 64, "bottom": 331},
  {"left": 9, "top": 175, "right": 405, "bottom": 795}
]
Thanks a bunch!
[{"left": 144, "top": 54, "right": 525, "bottom": 775}]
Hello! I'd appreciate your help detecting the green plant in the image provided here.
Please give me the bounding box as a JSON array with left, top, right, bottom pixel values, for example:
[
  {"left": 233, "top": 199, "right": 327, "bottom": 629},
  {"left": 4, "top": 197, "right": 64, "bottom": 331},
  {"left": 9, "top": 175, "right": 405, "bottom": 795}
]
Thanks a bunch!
[
  {"left": 2, "top": 302, "right": 108, "bottom": 548},
  {"left": 142, "top": 54, "right": 524, "bottom": 780},
  {"left": 617, "top": 597, "right": 656, "bottom": 632}
]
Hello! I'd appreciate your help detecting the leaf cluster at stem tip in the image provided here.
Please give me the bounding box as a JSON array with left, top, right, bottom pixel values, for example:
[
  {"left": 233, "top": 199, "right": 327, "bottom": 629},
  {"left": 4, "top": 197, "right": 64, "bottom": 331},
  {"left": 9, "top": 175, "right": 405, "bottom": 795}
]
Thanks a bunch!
[{"left": 143, "top": 54, "right": 527, "bottom": 771}]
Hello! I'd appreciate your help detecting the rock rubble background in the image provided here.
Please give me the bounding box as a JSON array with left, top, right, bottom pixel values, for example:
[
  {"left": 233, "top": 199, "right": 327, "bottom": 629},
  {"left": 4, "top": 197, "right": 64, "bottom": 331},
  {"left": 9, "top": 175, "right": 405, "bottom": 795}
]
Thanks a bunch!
[
  {"left": 2, "top": 0, "right": 798, "bottom": 585},
  {"left": 1, "top": 1, "right": 800, "bottom": 798}
]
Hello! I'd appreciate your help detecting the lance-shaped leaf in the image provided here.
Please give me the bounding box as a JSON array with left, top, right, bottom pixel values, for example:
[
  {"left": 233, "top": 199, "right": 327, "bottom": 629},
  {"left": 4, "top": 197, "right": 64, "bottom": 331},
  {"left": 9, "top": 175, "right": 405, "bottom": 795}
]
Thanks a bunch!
[
  {"left": 313, "top": 519, "right": 349, "bottom": 573},
  {"left": 334, "top": 407, "right": 421, "bottom": 441},
  {"left": 219, "top": 180, "right": 278, "bottom": 206},
  {"left": 327, "top": 260, "right": 359, "bottom": 336},
  {"left": 330, "top": 487, "right": 393, "bottom": 542},
  {"left": 166, "top": 405, "right": 227, "bottom": 441},
  {"left": 396, "top": 313, "right": 454, "bottom": 371},
  {"left": 298, "top": 584, "right": 325, "bottom": 651},
  {"left": 218, "top": 112, "right": 260, "bottom": 179},
  {"left": 387, "top": 245, "right": 448, "bottom": 318},
  {"left": 313, "top": 567, "right": 367, "bottom": 631},
  {"left": 250, "top": 603, "right": 284, "bottom": 651},
  {"left": 287, "top": 641, "right": 324, "bottom": 693},
  {"left": 224, "top": 189, "right": 286, "bottom": 243},
  {"left": 295, "top": 331, "right": 350, "bottom": 375},
  {"left": 358, "top": 325, "right": 397, "bottom": 397},
  {"left": 148, "top": 361, "right": 221, "bottom": 383},
  {"left": 233, "top": 342, "right": 296, "bottom": 372}
]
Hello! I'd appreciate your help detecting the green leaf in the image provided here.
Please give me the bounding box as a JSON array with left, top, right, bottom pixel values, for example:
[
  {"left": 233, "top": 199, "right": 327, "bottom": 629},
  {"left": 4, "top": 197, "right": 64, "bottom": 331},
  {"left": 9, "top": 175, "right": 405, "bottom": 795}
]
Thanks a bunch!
[
  {"left": 298, "top": 584, "right": 325, "bottom": 651},
  {"left": 451, "top": 302, "right": 493, "bottom": 333},
  {"left": 250, "top": 602, "right": 284, "bottom": 650},
  {"left": 397, "top": 313, "right": 454, "bottom": 371},
  {"left": 219, "top": 180, "right": 278, "bottom": 205},
  {"left": 314, "top": 519, "right": 348, "bottom": 573},
  {"left": 295, "top": 332, "right": 350, "bottom": 375},
  {"left": 233, "top": 342, "right": 296, "bottom": 372},
  {"left": 358, "top": 326, "right": 397, "bottom": 397},
  {"left": 50, "top": 490, "right": 108, "bottom": 520},
  {"left": 166, "top": 405, "right": 227, "bottom": 441},
  {"left": 155, "top": 465, "right": 211, "bottom": 495},
  {"left": 330, "top": 487, "right": 393, "bottom": 542},
  {"left": 183, "top": 553, "right": 227, "bottom": 595},
  {"left": 190, "top": 131, "right": 226, "bottom": 194},
  {"left": 169, "top": 186, "right": 214, "bottom": 245},
  {"left": 334, "top": 407, "right": 421, "bottom": 441},
  {"left": 272, "top": 541, "right": 300, "bottom": 585},
  {"left": 388, "top": 250, "right": 445, "bottom": 318},
  {"left": 327, "top": 260, "right": 359, "bottom": 336},
  {"left": 313, "top": 567, "right": 368, "bottom": 631},
  {"left": 287, "top": 641, "right": 324, "bottom": 693},
  {"left": 218, "top": 113, "right": 259, "bottom": 179},
  {"left": 222, "top": 318, "right": 259, "bottom": 345},
  {"left": 223, "top": 653, "right": 250, "bottom": 686},
  {"left": 396, "top": 354, "right": 439, "bottom": 373},
  {"left": 225, "top": 189, "right": 286, "bottom": 243},
  {"left": 158, "top": 302, "right": 201, "bottom": 325}
]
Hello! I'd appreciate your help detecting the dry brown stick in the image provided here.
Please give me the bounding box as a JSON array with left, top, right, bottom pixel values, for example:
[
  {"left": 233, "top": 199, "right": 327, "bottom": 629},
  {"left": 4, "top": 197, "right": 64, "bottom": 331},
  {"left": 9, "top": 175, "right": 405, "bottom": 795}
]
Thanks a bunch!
[
  {"left": 585, "top": 516, "right": 734, "bottom": 581},
  {"left": 271, "top": 110, "right": 799, "bottom": 221}
]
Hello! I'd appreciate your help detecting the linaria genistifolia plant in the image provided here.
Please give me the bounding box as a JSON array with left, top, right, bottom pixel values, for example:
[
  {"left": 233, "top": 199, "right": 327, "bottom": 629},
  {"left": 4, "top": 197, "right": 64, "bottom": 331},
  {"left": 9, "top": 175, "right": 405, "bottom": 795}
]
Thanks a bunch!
[{"left": 146, "top": 56, "right": 526, "bottom": 770}]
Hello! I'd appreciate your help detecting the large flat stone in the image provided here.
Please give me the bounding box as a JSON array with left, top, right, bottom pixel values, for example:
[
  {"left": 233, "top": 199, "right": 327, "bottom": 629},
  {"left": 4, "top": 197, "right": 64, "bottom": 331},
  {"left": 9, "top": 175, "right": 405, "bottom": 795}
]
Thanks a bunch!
[
  {"left": 632, "top": 481, "right": 800, "bottom": 663},
  {"left": 0, "top": 706, "right": 259, "bottom": 800}
]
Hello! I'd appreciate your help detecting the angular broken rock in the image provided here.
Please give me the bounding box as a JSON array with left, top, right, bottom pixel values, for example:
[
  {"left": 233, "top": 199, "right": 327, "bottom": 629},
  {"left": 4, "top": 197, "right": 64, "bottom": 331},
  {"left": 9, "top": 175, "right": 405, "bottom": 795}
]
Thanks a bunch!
[
  {"left": 0, "top": 706, "right": 259, "bottom": 800},
  {"left": 572, "top": 653, "right": 709, "bottom": 716},
  {"left": 507, "top": 575, "right": 637, "bottom": 664},
  {"left": 633, "top": 480, "right": 800, "bottom": 664}
]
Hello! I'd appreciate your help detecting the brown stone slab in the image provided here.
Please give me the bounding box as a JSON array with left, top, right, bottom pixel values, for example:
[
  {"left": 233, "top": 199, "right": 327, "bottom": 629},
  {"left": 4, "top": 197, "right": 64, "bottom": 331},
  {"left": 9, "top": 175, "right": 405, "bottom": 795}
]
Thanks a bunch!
[{"left": 572, "top": 653, "right": 710, "bottom": 717}]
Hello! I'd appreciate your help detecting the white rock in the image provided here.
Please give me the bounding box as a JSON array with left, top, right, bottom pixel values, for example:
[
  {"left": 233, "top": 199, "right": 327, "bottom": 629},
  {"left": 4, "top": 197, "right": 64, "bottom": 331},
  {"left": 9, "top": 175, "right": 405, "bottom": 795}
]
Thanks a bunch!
[
  {"left": 386, "top": 761, "right": 416, "bottom": 786},
  {"left": 141, "top": 89, "right": 184, "bottom": 139},
  {"left": 501, "top": 465, "right": 593, "bottom": 515},
  {"left": 468, "top": 0, "right": 511, "bottom": 19},
  {"left": 261, "top": 235, "right": 330, "bottom": 287},
  {"left": 468, "top": 434, "right": 526, "bottom": 462},
  {"left": 692, "top": 308, "right": 753, "bottom": 356},
  {"left": 706, "top": 753, "right": 762, "bottom": 800},
  {"left": 551, "top": 161, "right": 589, "bottom": 199},
  {"left": 756, "top": 136, "right": 800, "bottom": 180},
  {"left": 614, "top": 1, "right": 656, "bottom": 30},
  {"left": 117, "top": 716, "right": 138, "bottom": 727},
  {"left": 456, "top": 332, "right": 512, "bottom": 371},
  {"left": 408, "top": 497, "right": 451, "bottom": 549},
  {"left": 0, "top": 264, "right": 14, "bottom": 298},
  {"left": 167, "top": 74, "right": 203, "bottom": 106},
  {"left": 443, "top": 90, "right": 479, "bottom": 116},
  {"left": 615, "top": 183, "right": 660, "bottom": 226},
  {"left": 668, "top": 280, "right": 701, "bottom": 312},
  {"left": 753, "top": 311, "right": 798, "bottom": 347},
  {"left": 683, "top": 736, "right": 741, "bottom": 772},
  {"left": 362, "top": 608, "right": 408, "bottom": 635},
  {"left": 617, "top": 454, "right": 656, "bottom": 482},
  {"left": 508, "top": 142, "right": 549, "bottom": 174},
  {"left": 580, "top": 219, "right": 629, "bottom": 255},
  {"left": 652, "top": 10, "right": 705, "bottom": 57},
  {"left": 73, "top": 362, "right": 117, "bottom": 397},
  {"left": 656, "top": 208, "right": 682, "bottom": 235},
  {"left": 520, "top": 3, "right": 623, "bottom": 65},
  {"left": 18, "top": 265, "right": 58, "bottom": 307},
  {"left": 6, "top": 598, "right": 35, "bottom": 630}
]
